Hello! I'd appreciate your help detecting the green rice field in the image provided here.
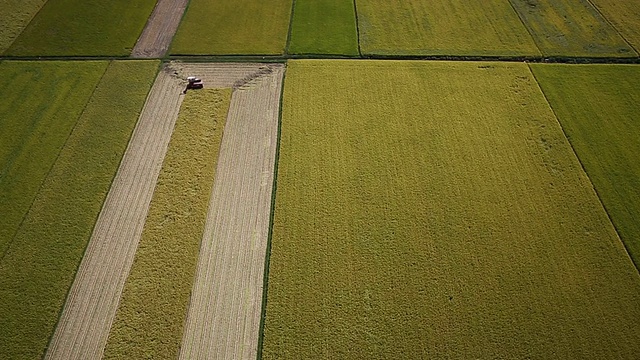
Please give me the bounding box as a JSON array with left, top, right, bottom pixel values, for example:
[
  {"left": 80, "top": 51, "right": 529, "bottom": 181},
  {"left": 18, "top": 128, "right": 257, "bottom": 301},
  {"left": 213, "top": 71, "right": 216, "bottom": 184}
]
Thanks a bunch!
[
  {"left": 104, "top": 89, "right": 231, "bottom": 359},
  {"left": 589, "top": 0, "right": 640, "bottom": 53},
  {"left": 356, "top": 0, "right": 540, "bottom": 56},
  {"left": 171, "top": 0, "right": 292, "bottom": 55},
  {"left": 288, "top": 0, "right": 359, "bottom": 56},
  {"left": 0, "top": 60, "right": 158, "bottom": 359},
  {"left": 5, "top": 0, "right": 157, "bottom": 56},
  {"left": 0, "top": 0, "right": 47, "bottom": 53},
  {"left": 262, "top": 60, "right": 640, "bottom": 359},
  {"left": 532, "top": 64, "right": 640, "bottom": 268}
]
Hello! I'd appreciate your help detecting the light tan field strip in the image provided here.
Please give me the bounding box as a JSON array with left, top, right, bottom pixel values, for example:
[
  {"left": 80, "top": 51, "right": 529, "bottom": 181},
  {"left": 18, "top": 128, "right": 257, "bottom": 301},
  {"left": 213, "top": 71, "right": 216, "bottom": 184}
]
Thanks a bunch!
[
  {"left": 45, "top": 62, "right": 284, "bottom": 359},
  {"left": 172, "top": 63, "right": 284, "bottom": 360},
  {"left": 44, "top": 68, "right": 186, "bottom": 360},
  {"left": 131, "top": 0, "right": 189, "bottom": 58}
]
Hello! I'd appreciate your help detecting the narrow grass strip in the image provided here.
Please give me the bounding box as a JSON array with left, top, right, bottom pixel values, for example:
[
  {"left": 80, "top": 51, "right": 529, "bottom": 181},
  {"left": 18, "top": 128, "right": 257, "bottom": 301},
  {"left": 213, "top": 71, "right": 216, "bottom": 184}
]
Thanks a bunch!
[
  {"left": 104, "top": 89, "right": 231, "bottom": 359},
  {"left": 0, "top": 60, "right": 159, "bottom": 359},
  {"left": 0, "top": 61, "right": 107, "bottom": 257},
  {"left": 288, "top": 0, "right": 359, "bottom": 55}
]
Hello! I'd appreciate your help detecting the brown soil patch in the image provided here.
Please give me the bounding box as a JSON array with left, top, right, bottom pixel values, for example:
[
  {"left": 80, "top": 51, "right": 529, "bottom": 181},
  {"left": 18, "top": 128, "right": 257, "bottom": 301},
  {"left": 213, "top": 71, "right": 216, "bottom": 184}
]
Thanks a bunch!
[{"left": 131, "top": 0, "right": 189, "bottom": 58}]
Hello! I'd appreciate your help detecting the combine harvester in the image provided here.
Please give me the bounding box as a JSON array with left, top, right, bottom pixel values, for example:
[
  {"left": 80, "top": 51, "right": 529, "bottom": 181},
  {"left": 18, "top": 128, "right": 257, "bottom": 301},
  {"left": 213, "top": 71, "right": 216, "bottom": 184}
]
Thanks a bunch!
[{"left": 182, "top": 76, "right": 203, "bottom": 94}]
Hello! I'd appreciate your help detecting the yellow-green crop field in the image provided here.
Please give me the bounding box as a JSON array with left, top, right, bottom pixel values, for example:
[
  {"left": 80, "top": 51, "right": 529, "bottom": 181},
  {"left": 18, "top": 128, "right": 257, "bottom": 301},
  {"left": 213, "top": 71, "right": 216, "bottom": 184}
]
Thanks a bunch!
[
  {"left": 590, "top": 0, "right": 640, "bottom": 53},
  {"left": 171, "top": 0, "right": 292, "bottom": 55},
  {"left": 509, "top": 0, "right": 636, "bottom": 57},
  {"left": 0, "top": 0, "right": 47, "bottom": 53},
  {"left": 104, "top": 89, "right": 231, "bottom": 359},
  {"left": 531, "top": 64, "right": 640, "bottom": 268},
  {"left": 0, "top": 60, "right": 158, "bottom": 359},
  {"left": 356, "top": 0, "right": 540, "bottom": 56},
  {"left": 262, "top": 60, "right": 640, "bottom": 359}
]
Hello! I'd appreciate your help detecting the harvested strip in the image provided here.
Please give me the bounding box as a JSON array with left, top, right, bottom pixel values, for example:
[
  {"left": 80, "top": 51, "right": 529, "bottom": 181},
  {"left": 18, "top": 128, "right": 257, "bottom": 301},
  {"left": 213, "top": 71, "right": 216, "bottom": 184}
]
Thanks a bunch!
[
  {"left": 103, "top": 89, "right": 231, "bottom": 359},
  {"left": 131, "top": 0, "right": 189, "bottom": 58},
  {"left": 44, "top": 63, "right": 184, "bottom": 360},
  {"left": 176, "top": 64, "right": 285, "bottom": 359},
  {"left": 0, "top": 0, "right": 47, "bottom": 53},
  {"left": 508, "top": 0, "right": 636, "bottom": 57},
  {"left": 0, "top": 60, "right": 157, "bottom": 360}
]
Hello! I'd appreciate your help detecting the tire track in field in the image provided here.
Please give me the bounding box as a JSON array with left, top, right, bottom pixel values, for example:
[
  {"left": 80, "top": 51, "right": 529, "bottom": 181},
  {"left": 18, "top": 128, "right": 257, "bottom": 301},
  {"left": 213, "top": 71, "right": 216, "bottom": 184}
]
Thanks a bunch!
[
  {"left": 44, "top": 67, "right": 186, "bottom": 360},
  {"left": 171, "top": 63, "right": 285, "bottom": 360},
  {"left": 46, "top": 62, "right": 284, "bottom": 360},
  {"left": 131, "top": 0, "right": 189, "bottom": 58}
]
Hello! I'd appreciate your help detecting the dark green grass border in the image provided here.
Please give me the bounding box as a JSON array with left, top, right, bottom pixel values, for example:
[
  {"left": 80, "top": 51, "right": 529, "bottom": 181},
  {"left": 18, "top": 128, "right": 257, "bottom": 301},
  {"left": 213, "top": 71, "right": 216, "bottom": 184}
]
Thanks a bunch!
[{"left": 256, "top": 64, "right": 288, "bottom": 360}]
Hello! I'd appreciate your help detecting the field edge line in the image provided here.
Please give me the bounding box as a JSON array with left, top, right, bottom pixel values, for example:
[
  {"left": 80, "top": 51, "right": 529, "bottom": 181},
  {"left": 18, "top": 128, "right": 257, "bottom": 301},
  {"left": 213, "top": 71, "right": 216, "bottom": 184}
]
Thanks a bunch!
[
  {"left": 255, "top": 63, "right": 288, "bottom": 360},
  {"left": 353, "top": 0, "right": 362, "bottom": 57},
  {"left": 584, "top": 0, "right": 639, "bottom": 56},
  {"left": 284, "top": 0, "right": 297, "bottom": 55},
  {"left": 526, "top": 62, "right": 640, "bottom": 273},
  {"left": 0, "top": 61, "right": 110, "bottom": 265},
  {"left": 505, "top": 0, "right": 544, "bottom": 57}
]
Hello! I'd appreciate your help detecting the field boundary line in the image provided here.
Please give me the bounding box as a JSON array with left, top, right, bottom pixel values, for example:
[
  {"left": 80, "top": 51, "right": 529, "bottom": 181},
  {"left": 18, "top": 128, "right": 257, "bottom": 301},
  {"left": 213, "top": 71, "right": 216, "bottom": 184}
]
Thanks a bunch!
[
  {"left": 0, "top": 61, "right": 109, "bottom": 264},
  {"left": 352, "top": 0, "right": 362, "bottom": 57},
  {"left": 284, "top": 0, "right": 297, "bottom": 55},
  {"left": 255, "top": 64, "right": 287, "bottom": 360},
  {"left": 505, "top": 0, "right": 544, "bottom": 57},
  {"left": 584, "top": 0, "right": 639, "bottom": 56},
  {"left": 527, "top": 63, "right": 639, "bottom": 274}
]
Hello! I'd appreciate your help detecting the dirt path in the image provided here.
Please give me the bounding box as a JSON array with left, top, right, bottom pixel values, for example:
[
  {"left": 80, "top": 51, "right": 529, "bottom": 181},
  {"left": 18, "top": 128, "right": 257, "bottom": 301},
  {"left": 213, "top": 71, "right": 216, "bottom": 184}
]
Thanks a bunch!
[
  {"left": 131, "top": 0, "right": 189, "bottom": 58},
  {"left": 45, "top": 62, "right": 284, "bottom": 360},
  {"left": 44, "top": 67, "right": 186, "bottom": 360},
  {"left": 173, "top": 63, "right": 285, "bottom": 360}
]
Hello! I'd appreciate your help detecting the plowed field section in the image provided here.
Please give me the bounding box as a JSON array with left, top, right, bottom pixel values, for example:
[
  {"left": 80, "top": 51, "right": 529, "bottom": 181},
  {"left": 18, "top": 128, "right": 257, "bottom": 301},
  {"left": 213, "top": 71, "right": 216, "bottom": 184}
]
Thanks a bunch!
[
  {"left": 131, "top": 0, "right": 189, "bottom": 58},
  {"left": 356, "top": 0, "right": 539, "bottom": 56},
  {"left": 531, "top": 64, "right": 640, "bottom": 268},
  {"left": 0, "top": 60, "right": 158, "bottom": 360},
  {"left": 262, "top": 60, "right": 640, "bottom": 359},
  {"left": 171, "top": 0, "right": 292, "bottom": 55}
]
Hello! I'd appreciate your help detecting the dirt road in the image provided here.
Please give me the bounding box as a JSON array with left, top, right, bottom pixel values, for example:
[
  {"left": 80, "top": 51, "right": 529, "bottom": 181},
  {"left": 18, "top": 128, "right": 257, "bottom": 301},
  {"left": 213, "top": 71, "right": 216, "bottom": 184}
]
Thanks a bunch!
[
  {"left": 46, "top": 62, "right": 285, "bottom": 360},
  {"left": 131, "top": 0, "right": 189, "bottom": 58}
]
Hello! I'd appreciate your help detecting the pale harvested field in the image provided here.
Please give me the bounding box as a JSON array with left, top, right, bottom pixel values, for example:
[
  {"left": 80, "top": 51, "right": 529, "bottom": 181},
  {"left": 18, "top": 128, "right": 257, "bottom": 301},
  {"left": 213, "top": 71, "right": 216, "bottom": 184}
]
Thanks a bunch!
[
  {"left": 45, "top": 62, "right": 284, "bottom": 360},
  {"left": 131, "top": 0, "right": 189, "bottom": 58},
  {"left": 44, "top": 67, "right": 186, "bottom": 360},
  {"left": 174, "top": 63, "right": 285, "bottom": 360}
]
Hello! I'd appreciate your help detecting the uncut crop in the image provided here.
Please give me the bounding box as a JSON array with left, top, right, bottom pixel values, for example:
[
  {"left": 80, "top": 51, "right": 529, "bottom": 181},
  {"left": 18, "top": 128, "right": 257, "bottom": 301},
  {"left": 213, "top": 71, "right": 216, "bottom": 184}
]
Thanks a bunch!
[
  {"left": 0, "top": 60, "right": 158, "bottom": 359},
  {"left": 0, "top": 61, "right": 106, "bottom": 258},
  {"left": 262, "top": 60, "right": 640, "bottom": 359},
  {"left": 171, "top": 0, "right": 292, "bottom": 55},
  {"left": 288, "top": 0, "right": 359, "bottom": 56},
  {"left": 509, "top": 0, "right": 636, "bottom": 57},
  {"left": 531, "top": 64, "right": 640, "bottom": 268},
  {"left": 0, "top": 0, "right": 47, "bottom": 53},
  {"left": 5, "top": 0, "right": 157, "bottom": 56},
  {"left": 356, "top": 0, "right": 539, "bottom": 56},
  {"left": 589, "top": 0, "right": 640, "bottom": 53},
  {"left": 104, "top": 89, "right": 231, "bottom": 360}
]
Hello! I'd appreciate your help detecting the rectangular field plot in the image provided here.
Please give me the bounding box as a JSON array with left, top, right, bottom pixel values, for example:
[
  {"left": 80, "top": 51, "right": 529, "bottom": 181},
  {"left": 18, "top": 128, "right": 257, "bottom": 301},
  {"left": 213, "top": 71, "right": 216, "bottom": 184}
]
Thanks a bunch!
[
  {"left": 0, "top": 60, "right": 158, "bottom": 359},
  {"left": 171, "top": 0, "right": 292, "bottom": 55},
  {"left": 509, "top": 0, "right": 636, "bottom": 57},
  {"left": 589, "top": 0, "right": 640, "bottom": 53},
  {"left": 0, "top": 0, "right": 47, "bottom": 53},
  {"left": 262, "top": 60, "right": 640, "bottom": 359},
  {"left": 5, "top": 0, "right": 157, "bottom": 56},
  {"left": 356, "top": 0, "right": 539, "bottom": 56},
  {"left": 531, "top": 64, "right": 640, "bottom": 268},
  {"left": 288, "top": 0, "right": 359, "bottom": 55}
]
